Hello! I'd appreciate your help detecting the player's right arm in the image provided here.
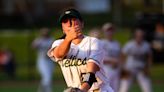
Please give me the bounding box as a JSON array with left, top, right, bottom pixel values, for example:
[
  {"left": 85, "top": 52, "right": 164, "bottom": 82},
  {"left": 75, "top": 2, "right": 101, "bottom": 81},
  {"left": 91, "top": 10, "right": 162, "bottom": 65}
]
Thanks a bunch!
[
  {"left": 53, "top": 20, "right": 80, "bottom": 59},
  {"left": 53, "top": 38, "right": 72, "bottom": 59}
]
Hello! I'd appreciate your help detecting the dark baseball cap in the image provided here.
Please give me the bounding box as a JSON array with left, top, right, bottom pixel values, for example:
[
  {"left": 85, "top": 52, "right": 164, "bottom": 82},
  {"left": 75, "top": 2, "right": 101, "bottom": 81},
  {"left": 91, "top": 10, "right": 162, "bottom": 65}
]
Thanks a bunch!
[{"left": 58, "top": 9, "right": 83, "bottom": 23}]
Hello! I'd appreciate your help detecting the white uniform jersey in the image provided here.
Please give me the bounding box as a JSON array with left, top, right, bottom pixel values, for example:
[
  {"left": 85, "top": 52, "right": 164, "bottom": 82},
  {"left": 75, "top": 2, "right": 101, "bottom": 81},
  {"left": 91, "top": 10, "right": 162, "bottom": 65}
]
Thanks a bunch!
[
  {"left": 47, "top": 36, "right": 113, "bottom": 92},
  {"left": 122, "top": 40, "right": 151, "bottom": 72},
  {"left": 33, "top": 37, "right": 54, "bottom": 61},
  {"left": 102, "top": 40, "right": 121, "bottom": 62}
]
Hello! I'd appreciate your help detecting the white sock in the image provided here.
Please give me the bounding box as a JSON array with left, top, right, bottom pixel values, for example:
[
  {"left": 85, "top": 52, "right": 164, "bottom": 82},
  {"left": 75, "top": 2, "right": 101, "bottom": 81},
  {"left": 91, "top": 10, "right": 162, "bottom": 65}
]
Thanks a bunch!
[
  {"left": 119, "top": 79, "right": 131, "bottom": 92},
  {"left": 137, "top": 73, "right": 152, "bottom": 92}
]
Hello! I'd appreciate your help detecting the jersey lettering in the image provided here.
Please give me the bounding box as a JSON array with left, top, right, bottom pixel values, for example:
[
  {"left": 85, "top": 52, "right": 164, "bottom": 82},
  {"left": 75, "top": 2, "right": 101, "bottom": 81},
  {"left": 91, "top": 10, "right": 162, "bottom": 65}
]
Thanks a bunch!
[{"left": 60, "top": 55, "right": 87, "bottom": 67}]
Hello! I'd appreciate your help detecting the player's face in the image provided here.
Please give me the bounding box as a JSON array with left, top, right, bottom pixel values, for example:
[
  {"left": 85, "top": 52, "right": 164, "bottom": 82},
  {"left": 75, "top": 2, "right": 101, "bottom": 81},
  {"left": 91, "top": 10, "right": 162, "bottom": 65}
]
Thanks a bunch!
[
  {"left": 40, "top": 28, "right": 50, "bottom": 37},
  {"left": 104, "top": 30, "right": 114, "bottom": 40},
  {"left": 135, "top": 29, "right": 144, "bottom": 43},
  {"left": 61, "top": 17, "right": 83, "bottom": 33}
]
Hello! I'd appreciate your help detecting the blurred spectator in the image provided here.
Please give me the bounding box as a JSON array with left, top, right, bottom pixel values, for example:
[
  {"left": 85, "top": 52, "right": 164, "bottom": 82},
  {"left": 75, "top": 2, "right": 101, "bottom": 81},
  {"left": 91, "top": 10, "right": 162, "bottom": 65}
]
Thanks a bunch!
[
  {"left": 120, "top": 29, "right": 152, "bottom": 92},
  {"left": 152, "top": 21, "right": 164, "bottom": 51},
  {"left": 152, "top": 20, "right": 164, "bottom": 62},
  {"left": 101, "top": 23, "right": 121, "bottom": 92},
  {"left": 0, "top": 48, "right": 16, "bottom": 79},
  {"left": 32, "top": 28, "right": 55, "bottom": 92}
]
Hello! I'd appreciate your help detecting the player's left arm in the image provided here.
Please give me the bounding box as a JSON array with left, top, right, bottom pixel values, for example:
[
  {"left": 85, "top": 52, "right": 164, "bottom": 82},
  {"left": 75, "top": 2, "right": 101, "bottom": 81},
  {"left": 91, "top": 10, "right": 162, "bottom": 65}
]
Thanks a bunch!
[
  {"left": 80, "top": 62, "right": 99, "bottom": 92},
  {"left": 80, "top": 39, "right": 103, "bottom": 92}
]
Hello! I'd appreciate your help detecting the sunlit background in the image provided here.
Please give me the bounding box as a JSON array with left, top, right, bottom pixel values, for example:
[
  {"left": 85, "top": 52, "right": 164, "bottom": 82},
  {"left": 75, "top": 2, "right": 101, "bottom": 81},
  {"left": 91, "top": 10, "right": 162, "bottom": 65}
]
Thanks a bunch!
[{"left": 0, "top": 0, "right": 164, "bottom": 92}]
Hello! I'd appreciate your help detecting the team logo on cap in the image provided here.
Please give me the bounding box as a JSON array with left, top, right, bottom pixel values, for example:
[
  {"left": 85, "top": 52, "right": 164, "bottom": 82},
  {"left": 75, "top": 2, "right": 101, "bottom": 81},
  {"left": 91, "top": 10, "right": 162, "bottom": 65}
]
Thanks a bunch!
[{"left": 65, "top": 11, "right": 71, "bottom": 14}]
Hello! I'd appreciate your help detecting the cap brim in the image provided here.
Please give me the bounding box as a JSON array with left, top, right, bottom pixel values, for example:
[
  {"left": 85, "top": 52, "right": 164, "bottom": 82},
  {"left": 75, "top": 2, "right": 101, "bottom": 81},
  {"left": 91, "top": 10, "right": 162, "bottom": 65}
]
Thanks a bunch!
[{"left": 58, "top": 14, "right": 78, "bottom": 24}]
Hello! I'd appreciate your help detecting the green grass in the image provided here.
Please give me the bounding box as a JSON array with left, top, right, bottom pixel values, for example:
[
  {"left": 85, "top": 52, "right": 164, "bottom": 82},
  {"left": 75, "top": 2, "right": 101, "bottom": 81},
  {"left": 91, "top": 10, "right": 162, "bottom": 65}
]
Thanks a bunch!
[
  {"left": 150, "top": 64, "right": 164, "bottom": 80},
  {"left": 129, "top": 83, "right": 164, "bottom": 92},
  {"left": 0, "top": 80, "right": 66, "bottom": 92},
  {"left": 0, "top": 81, "right": 163, "bottom": 92}
]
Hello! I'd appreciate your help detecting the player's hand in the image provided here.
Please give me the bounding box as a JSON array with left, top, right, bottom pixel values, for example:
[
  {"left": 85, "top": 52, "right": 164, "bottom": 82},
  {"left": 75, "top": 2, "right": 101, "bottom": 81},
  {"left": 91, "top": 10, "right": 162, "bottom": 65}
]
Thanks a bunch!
[
  {"left": 65, "top": 20, "right": 82, "bottom": 41},
  {"left": 64, "top": 87, "right": 83, "bottom": 92}
]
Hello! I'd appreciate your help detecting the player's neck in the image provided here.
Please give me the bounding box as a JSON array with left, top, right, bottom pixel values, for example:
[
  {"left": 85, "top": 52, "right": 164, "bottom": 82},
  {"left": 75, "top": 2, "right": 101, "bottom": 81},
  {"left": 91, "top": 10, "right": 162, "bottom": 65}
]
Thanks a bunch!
[{"left": 72, "top": 35, "right": 84, "bottom": 45}]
